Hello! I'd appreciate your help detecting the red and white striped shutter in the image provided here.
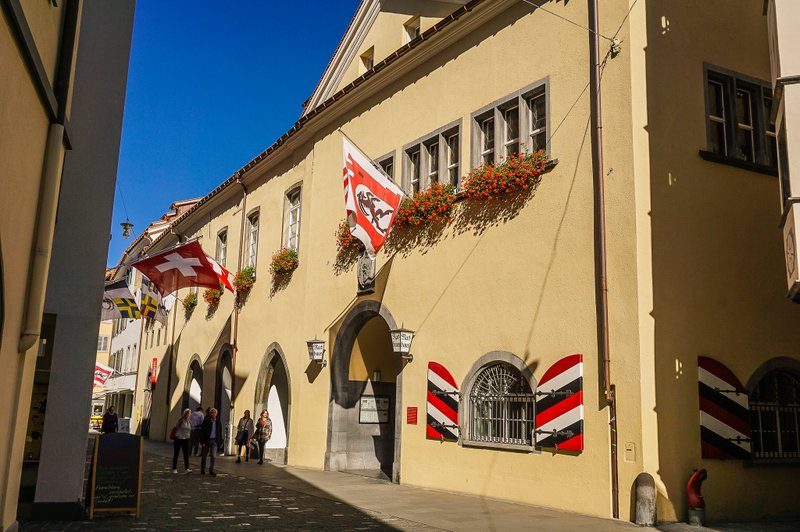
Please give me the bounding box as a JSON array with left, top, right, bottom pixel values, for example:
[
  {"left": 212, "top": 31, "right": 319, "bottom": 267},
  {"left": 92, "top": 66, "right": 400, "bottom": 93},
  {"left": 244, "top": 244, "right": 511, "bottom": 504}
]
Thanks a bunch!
[
  {"left": 698, "top": 356, "right": 751, "bottom": 459},
  {"left": 427, "top": 362, "right": 459, "bottom": 441},
  {"left": 535, "top": 354, "right": 584, "bottom": 452}
]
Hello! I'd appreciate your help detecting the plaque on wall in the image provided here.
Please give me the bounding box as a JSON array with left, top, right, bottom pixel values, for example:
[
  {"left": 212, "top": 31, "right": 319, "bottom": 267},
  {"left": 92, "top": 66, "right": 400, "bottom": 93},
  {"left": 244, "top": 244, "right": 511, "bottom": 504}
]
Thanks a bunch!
[
  {"left": 356, "top": 250, "right": 376, "bottom": 295},
  {"left": 359, "top": 395, "right": 389, "bottom": 424}
]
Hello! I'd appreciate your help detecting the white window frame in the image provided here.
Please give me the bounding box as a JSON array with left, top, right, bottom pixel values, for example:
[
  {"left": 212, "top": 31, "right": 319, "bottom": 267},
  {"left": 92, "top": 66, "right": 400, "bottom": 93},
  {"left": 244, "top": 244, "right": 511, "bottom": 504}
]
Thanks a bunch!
[
  {"left": 97, "top": 335, "right": 109, "bottom": 352},
  {"left": 375, "top": 151, "right": 395, "bottom": 181},
  {"left": 216, "top": 228, "right": 228, "bottom": 267},
  {"left": 284, "top": 186, "right": 302, "bottom": 252},
  {"left": 246, "top": 210, "right": 259, "bottom": 270},
  {"left": 471, "top": 80, "right": 550, "bottom": 169}
]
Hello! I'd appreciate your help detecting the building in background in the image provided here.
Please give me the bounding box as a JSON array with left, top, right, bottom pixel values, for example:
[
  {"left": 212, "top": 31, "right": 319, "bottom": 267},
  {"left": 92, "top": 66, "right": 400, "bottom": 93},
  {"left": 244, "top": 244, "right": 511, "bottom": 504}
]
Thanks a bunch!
[
  {"left": 0, "top": 0, "right": 136, "bottom": 527},
  {"left": 90, "top": 319, "right": 113, "bottom": 430},
  {"left": 132, "top": 0, "right": 799, "bottom": 525}
]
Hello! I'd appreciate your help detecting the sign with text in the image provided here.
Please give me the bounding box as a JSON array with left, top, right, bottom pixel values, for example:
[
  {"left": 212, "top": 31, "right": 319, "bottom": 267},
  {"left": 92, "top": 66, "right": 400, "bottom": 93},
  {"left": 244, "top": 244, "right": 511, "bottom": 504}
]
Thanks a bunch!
[
  {"left": 359, "top": 395, "right": 390, "bottom": 424},
  {"left": 88, "top": 433, "right": 142, "bottom": 519},
  {"left": 151, "top": 358, "right": 158, "bottom": 387}
]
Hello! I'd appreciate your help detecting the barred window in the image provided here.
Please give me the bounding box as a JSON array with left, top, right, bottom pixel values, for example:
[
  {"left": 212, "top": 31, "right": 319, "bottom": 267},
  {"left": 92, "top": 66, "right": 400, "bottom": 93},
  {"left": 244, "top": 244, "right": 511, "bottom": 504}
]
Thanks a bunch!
[
  {"left": 468, "top": 362, "right": 535, "bottom": 447},
  {"left": 750, "top": 370, "right": 800, "bottom": 461}
]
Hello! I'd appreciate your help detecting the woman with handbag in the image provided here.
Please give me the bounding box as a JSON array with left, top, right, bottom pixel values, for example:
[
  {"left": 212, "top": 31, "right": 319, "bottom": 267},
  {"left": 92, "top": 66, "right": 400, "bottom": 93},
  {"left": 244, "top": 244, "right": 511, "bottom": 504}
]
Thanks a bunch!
[
  {"left": 253, "top": 409, "right": 272, "bottom": 465},
  {"left": 234, "top": 410, "right": 255, "bottom": 463},
  {"left": 171, "top": 408, "right": 193, "bottom": 473}
]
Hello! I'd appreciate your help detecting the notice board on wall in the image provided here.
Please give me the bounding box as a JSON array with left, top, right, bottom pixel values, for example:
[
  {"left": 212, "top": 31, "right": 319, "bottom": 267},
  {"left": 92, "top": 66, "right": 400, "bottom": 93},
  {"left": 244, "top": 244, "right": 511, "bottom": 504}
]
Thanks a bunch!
[{"left": 87, "top": 433, "right": 142, "bottom": 519}]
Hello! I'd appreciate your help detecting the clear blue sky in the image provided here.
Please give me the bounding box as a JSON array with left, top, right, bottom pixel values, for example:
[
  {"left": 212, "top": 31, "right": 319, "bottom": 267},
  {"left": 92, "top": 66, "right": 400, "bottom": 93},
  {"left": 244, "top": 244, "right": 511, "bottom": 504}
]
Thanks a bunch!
[{"left": 108, "top": 1, "right": 361, "bottom": 266}]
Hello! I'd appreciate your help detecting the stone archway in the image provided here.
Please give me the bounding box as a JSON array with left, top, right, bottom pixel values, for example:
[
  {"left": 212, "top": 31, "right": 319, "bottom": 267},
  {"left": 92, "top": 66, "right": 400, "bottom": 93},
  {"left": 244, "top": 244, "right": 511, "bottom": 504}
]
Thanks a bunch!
[
  {"left": 182, "top": 356, "right": 203, "bottom": 411},
  {"left": 215, "top": 348, "right": 233, "bottom": 429},
  {"left": 326, "top": 300, "right": 404, "bottom": 483},
  {"left": 253, "top": 343, "right": 291, "bottom": 464}
]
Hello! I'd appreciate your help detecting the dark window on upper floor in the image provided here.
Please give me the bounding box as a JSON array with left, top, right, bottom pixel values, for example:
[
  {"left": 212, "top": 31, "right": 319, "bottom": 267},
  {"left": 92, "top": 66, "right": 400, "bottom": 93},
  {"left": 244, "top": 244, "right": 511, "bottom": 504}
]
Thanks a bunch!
[{"left": 703, "top": 67, "right": 777, "bottom": 172}]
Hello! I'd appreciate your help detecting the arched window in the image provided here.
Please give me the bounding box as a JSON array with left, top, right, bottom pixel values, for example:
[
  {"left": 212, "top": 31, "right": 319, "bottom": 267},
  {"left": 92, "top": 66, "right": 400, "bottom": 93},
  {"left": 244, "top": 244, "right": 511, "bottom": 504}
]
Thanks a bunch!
[
  {"left": 750, "top": 369, "right": 800, "bottom": 461},
  {"left": 465, "top": 355, "right": 536, "bottom": 448}
]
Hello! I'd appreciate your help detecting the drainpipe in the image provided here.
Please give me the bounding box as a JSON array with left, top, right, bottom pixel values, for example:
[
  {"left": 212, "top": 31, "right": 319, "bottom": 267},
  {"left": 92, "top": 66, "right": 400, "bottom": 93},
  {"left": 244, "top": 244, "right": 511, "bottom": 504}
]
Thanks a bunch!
[
  {"left": 18, "top": 124, "right": 66, "bottom": 353},
  {"left": 164, "top": 231, "right": 184, "bottom": 436},
  {"left": 588, "top": 0, "right": 619, "bottom": 519},
  {"left": 17, "top": 0, "right": 82, "bottom": 352},
  {"left": 228, "top": 177, "right": 247, "bottom": 448}
]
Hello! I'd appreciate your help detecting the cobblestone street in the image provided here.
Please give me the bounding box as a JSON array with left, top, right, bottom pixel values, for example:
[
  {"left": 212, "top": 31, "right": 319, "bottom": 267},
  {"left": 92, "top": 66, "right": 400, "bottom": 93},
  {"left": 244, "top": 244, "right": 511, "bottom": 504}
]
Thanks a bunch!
[{"left": 19, "top": 446, "right": 442, "bottom": 532}]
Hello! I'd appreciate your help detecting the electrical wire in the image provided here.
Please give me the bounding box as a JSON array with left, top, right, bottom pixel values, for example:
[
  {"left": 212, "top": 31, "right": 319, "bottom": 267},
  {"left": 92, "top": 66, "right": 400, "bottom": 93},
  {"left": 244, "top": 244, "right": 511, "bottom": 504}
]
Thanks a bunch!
[
  {"left": 520, "top": 0, "right": 615, "bottom": 42},
  {"left": 115, "top": 181, "right": 131, "bottom": 220}
]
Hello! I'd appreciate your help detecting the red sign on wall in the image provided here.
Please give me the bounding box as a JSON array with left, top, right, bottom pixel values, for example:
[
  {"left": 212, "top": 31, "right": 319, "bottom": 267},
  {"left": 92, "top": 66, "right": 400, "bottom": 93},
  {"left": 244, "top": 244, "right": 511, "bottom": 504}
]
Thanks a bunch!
[
  {"left": 151, "top": 358, "right": 158, "bottom": 386},
  {"left": 407, "top": 407, "right": 418, "bottom": 425}
]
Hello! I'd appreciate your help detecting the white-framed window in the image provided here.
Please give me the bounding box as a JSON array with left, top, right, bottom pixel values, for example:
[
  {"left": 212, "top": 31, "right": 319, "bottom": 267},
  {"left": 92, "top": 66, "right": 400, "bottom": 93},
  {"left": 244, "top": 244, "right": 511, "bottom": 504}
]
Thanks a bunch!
[
  {"left": 216, "top": 228, "right": 227, "bottom": 267},
  {"left": 750, "top": 369, "right": 800, "bottom": 461},
  {"left": 246, "top": 211, "right": 259, "bottom": 269},
  {"left": 471, "top": 82, "right": 549, "bottom": 168},
  {"left": 284, "top": 187, "right": 302, "bottom": 252},
  {"left": 97, "top": 335, "right": 109, "bottom": 352},
  {"left": 404, "top": 121, "right": 461, "bottom": 191},
  {"left": 404, "top": 15, "right": 420, "bottom": 43}
]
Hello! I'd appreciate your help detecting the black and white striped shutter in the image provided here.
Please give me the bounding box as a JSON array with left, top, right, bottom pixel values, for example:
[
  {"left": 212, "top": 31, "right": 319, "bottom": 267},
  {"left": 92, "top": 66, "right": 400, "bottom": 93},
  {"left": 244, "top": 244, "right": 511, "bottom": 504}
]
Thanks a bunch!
[
  {"left": 427, "top": 362, "right": 459, "bottom": 441},
  {"left": 698, "top": 356, "right": 751, "bottom": 459},
  {"left": 535, "top": 354, "right": 584, "bottom": 452}
]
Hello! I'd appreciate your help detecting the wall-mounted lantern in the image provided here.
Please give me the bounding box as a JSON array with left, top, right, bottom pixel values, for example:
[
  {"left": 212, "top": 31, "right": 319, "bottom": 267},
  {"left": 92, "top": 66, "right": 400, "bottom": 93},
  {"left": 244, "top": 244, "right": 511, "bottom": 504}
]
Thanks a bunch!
[
  {"left": 120, "top": 218, "right": 134, "bottom": 238},
  {"left": 306, "top": 338, "right": 327, "bottom": 367},
  {"left": 390, "top": 326, "right": 415, "bottom": 362}
]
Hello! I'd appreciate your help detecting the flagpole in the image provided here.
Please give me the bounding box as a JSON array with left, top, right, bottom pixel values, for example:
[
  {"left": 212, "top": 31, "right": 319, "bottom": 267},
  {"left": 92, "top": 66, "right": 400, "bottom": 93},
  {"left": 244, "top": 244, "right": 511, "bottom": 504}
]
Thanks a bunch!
[
  {"left": 132, "top": 235, "right": 201, "bottom": 262},
  {"left": 164, "top": 289, "right": 178, "bottom": 439},
  {"left": 338, "top": 128, "right": 399, "bottom": 185}
]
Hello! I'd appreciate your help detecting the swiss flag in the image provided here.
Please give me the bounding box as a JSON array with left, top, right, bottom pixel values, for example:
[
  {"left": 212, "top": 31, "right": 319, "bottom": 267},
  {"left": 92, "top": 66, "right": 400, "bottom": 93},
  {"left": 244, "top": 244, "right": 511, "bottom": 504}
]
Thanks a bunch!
[
  {"left": 132, "top": 241, "right": 225, "bottom": 296},
  {"left": 205, "top": 255, "right": 234, "bottom": 293},
  {"left": 343, "top": 137, "right": 404, "bottom": 256}
]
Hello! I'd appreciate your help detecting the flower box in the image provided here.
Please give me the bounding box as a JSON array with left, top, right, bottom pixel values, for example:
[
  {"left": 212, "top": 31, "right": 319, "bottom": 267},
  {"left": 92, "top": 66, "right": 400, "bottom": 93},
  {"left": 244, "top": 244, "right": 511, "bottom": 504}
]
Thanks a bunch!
[
  {"left": 462, "top": 151, "right": 547, "bottom": 200},
  {"left": 270, "top": 247, "right": 299, "bottom": 275},
  {"left": 394, "top": 181, "right": 456, "bottom": 226},
  {"left": 234, "top": 267, "right": 256, "bottom": 292},
  {"left": 182, "top": 292, "right": 198, "bottom": 313}
]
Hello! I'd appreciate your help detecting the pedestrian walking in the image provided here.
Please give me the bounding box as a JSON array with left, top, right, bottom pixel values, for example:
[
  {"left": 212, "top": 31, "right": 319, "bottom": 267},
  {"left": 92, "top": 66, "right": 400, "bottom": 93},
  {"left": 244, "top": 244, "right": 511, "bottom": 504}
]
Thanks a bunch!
[
  {"left": 190, "top": 406, "right": 205, "bottom": 456},
  {"left": 201, "top": 407, "right": 224, "bottom": 476},
  {"left": 234, "top": 410, "right": 255, "bottom": 463},
  {"left": 171, "top": 408, "right": 193, "bottom": 474},
  {"left": 101, "top": 406, "right": 118, "bottom": 434},
  {"left": 253, "top": 409, "right": 273, "bottom": 465}
]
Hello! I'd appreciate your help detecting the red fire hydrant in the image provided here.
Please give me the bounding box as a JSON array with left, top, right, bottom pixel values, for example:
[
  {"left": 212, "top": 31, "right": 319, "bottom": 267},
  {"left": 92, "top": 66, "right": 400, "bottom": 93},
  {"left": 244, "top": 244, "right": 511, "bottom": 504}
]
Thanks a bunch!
[{"left": 686, "top": 468, "right": 707, "bottom": 526}]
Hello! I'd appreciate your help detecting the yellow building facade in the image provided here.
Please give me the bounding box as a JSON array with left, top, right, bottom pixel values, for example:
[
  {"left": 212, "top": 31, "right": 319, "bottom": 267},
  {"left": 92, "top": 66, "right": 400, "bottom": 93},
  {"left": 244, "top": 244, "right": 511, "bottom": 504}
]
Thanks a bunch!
[{"left": 136, "top": 0, "right": 799, "bottom": 524}]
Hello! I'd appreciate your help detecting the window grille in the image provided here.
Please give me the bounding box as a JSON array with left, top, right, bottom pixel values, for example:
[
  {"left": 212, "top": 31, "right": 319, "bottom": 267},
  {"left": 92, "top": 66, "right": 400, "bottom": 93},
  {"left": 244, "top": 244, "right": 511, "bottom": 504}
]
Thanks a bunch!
[
  {"left": 750, "top": 370, "right": 800, "bottom": 460},
  {"left": 469, "top": 363, "right": 535, "bottom": 446}
]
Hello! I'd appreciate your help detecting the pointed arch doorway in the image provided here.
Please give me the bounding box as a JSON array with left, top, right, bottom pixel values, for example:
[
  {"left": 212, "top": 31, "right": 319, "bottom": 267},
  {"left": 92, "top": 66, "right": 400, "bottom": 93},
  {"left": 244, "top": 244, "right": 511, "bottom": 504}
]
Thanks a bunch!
[
  {"left": 215, "top": 348, "right": 233, "bottom": 429},
  {"left": 183, "top": 357, "right": 203, "bottom": 411},
  {"left": 326, "top": 301, "right": 404, "bottom": 483},
  {"left": 254, "top": 344, "right": 291, "bottom": 464}
]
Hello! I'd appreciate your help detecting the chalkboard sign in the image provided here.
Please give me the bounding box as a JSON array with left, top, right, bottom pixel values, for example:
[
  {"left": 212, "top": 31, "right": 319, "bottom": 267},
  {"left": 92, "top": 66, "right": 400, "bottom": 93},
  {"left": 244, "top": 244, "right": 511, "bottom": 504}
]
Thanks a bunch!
[{"left": 88, "top": 433, "right": 142, "bottom": 519}]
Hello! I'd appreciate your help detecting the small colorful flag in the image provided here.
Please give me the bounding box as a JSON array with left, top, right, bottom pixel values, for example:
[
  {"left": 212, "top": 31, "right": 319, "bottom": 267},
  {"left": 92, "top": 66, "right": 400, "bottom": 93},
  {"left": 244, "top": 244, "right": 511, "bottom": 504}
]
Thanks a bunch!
[
  {"left": 140, "top": 282, "right": 169, "bottom": 325},
  {"left": 94, "top": 361, "right": 114, "bottom": 386},
  {"left": 101, "top": 280, "right": 141, "bottom": 320}
]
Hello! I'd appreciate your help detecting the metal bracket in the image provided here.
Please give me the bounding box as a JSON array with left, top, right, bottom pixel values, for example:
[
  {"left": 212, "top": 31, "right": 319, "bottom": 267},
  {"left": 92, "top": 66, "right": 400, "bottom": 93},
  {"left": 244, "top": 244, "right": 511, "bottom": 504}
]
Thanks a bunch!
[
  {"left": 430, "top": 390, "right": 460, "bottom": 398},
  {"left": 535, "top": 389, "right": 574, "bottom": 399},
  {"left": 724, "top": 435, "right": 751, "bottom": 444},
  {"left": 429, "top": 420, "right": 459, "bottom": 430},
  {"left": 535, "top": 428, "right": 575, "bottom": 439},
  {"left": 713, "top": 387, "right": 745, "bottom": 395}
]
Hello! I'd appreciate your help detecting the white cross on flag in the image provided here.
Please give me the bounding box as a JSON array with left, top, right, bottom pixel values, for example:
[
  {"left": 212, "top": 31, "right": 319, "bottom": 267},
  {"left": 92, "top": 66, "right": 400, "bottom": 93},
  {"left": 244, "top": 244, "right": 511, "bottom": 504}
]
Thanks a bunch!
[
  {"left": 132, "top": 241, "right": 226, "bottom": 296},
  {"left": 94, "top": 361, "right": 113, "bottom": 387},
  {"left": 343, "top": 137, "right": 404, "bottom": 256},
  {"left": 205, "top": 255, "right": 234, "bottom": 293}
]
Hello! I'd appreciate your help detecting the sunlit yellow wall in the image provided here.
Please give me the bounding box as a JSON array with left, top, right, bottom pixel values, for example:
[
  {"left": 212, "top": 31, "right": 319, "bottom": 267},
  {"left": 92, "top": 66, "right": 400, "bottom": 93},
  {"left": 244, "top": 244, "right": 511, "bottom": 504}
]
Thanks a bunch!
[
  {"left": 0, "top": 3, "right": 68, "bottom": 529},
  {"left": 643, "top": 0, "right": 800, "bottom": 522},
  {"left": 140, "top": 0, "right": 800, "bottom": 523}
]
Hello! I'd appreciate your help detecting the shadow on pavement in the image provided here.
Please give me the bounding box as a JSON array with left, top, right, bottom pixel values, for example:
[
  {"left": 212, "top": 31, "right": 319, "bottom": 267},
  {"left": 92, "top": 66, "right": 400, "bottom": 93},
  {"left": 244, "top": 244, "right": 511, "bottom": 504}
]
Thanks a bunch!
[{"left": 18, "top": 440, "right": 441, "bottom": 531}]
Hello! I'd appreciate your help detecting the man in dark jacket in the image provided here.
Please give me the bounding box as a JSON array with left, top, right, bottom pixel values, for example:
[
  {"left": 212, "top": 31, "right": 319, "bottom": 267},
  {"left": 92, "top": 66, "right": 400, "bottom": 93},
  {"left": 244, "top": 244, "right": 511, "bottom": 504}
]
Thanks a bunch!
[
  {"left": 200, "top": 408, "right": 224, "bottom": 476},
  {"left": 101, "top": 406, "right": 118, "bottom": 434}
]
